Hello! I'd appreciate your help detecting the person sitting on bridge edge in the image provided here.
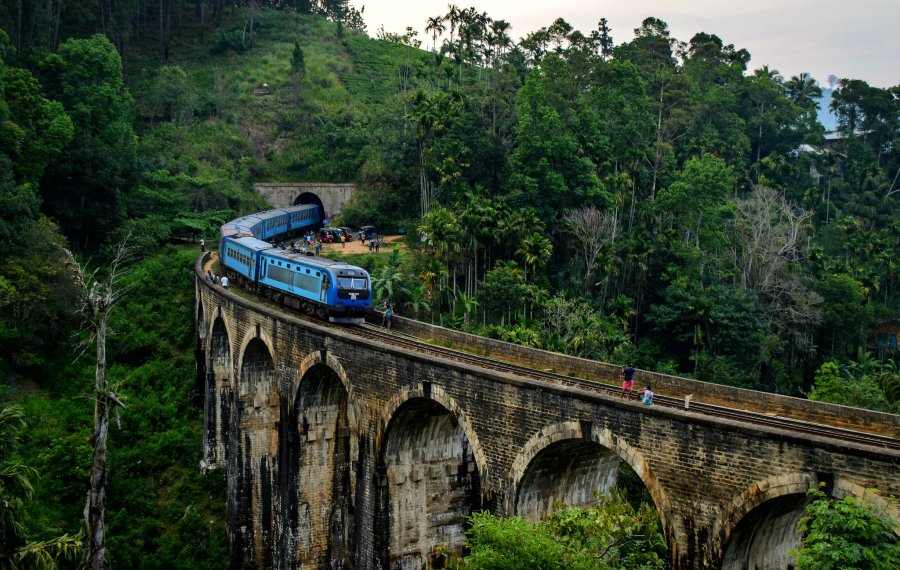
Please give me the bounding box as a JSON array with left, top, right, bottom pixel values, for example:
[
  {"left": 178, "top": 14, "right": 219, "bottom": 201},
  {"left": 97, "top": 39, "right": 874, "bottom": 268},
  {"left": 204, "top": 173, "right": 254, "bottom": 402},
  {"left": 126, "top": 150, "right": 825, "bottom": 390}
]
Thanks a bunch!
[
  {"left": 621, "top": 362, "right": 636, "bottom": 399},
  {"left": 220, "top": 275, "right": 229, "bottom": 289},
  {"left": 641, "top": 385, "right": 654, "bottom": 406}
]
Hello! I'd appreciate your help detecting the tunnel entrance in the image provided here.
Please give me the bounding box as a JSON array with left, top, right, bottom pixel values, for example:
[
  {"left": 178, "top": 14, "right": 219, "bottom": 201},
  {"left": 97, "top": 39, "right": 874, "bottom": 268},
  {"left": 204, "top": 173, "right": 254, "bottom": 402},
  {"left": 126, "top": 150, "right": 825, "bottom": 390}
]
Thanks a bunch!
[
  {"left": 277, "top": 363, "right": 351, "bottom": 569},
  {"left": 293, "top": 192, "right": 326, "bottom": 221},
  {"left": 722, "top": 493, "right": 810, "bottom": 570},
  {"left": 375, "top": 398, "right": 481, "bottom": 570}
]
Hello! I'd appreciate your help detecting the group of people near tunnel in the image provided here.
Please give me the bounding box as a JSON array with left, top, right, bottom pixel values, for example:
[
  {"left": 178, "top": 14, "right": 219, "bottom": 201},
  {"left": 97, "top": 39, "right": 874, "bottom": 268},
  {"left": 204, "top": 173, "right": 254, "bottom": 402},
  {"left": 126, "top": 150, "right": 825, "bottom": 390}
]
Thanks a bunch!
[{"left": 621, "top": 363, "right": 653, "bottom": 405}]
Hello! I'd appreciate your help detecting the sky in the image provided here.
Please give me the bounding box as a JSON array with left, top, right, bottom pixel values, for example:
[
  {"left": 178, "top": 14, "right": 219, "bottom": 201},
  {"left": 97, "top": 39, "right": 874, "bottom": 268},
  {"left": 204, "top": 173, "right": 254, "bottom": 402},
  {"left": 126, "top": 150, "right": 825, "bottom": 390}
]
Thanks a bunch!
[{"left": 358, "top": 0, "right": 899, "bottom": 88}]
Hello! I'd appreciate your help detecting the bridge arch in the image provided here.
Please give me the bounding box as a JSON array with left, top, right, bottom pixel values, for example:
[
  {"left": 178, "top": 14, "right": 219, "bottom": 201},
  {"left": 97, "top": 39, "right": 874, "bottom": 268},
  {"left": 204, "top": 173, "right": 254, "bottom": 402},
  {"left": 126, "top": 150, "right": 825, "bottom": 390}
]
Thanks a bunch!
[
  {"left": 507, "top": 422, "right": 667, "bottom": 522},
  {"left": 231, "top": 334, "right": 279, "bottom": 568},
  {"left": 719, "top": 472, "right": 817, "bottom": 569},
  {"left": 377, "top": 383, "right": 488, "bottom": 481},
  {"left": 205, "top": 315, "right": 234, "bottom": 469},
  {"left": 374, "top": 384, "right": 486, "bottom": 570},
  {"left": 276, "top": 349, "right": 357, "bottom": 568},
  {"left": 719, "top": 472, "right": 900, "bottom": 568}
]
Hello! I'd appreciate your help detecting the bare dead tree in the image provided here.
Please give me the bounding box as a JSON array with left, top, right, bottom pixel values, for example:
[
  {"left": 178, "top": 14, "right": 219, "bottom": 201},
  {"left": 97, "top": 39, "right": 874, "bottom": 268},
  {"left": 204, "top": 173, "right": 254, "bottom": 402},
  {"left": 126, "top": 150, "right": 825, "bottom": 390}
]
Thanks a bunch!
[
  {"left": 562, "top": 206, "right": 619, "bottom": 293},
  {"left": 62, "top": 240, "right": 133, "bottom": 570},
  {"left": 731, "top": 187, "right": 822, "bottom": 349}
]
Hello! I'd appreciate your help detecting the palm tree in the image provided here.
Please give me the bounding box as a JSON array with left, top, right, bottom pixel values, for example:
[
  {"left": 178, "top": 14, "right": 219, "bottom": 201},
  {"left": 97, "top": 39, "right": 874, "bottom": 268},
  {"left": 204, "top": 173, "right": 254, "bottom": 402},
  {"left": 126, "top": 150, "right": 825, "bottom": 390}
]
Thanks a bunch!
[
  {"left": 455, "top": 289, "right": 479, "bottom": 330},
  {"left": 785, "top": 72, "right": 822, "bottom": 109},
  {"left": 489, "top": 19, "right": 512, "bottom": 63},
  {"left": 372, "top": 265, "right": 404, "bottom": 304},
  {"left": 425, "top": 16, "right": 445, "bottom": 52},
  {"left": 0, "top": 404, "right": 82, "bottom": 568},
  {"left": 516, "top": 232, "right": 552, "bottom": 282},
  {"left": 445, "top": 4, "right": 461, "bottom": 44}
]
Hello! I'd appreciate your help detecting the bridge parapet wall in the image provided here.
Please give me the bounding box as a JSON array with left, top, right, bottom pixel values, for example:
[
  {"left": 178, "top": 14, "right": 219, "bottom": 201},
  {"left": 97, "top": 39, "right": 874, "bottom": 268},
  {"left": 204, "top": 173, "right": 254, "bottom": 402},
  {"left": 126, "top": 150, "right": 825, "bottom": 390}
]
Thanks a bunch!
[{"left": 371, "top": 313, "right": 900, "bottom": 438}]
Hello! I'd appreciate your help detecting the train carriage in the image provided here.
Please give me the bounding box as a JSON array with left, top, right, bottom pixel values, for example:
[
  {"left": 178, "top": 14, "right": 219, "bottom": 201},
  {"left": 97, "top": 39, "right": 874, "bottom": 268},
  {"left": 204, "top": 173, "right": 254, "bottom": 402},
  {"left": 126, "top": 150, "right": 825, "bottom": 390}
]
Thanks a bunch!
[
  {"left": 288, "top": 204, "right": 320, "bottom": 232},
  {"left": 258, "top": 249, "right": 370, "bottom": 323},
  {"left": 220, "top": 236, "right": 270, "bottom": 285},
  {"left": 217, "top": 204, "right": 370, "bottom": 324}
]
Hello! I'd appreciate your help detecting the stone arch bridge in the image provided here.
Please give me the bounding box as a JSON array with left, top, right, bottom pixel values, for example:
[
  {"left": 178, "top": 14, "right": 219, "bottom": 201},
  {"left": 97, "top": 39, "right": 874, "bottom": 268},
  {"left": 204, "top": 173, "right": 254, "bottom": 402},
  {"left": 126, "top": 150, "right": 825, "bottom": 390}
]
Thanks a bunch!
[{"left": 194, "top": 258, "right": 899, "bottom": 570}]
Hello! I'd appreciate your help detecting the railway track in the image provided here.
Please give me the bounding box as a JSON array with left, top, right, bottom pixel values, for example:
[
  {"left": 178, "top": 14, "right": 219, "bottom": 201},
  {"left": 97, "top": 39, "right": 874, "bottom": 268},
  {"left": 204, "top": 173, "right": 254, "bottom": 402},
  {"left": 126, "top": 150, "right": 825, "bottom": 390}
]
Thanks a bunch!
[
  {"left": 222, "top": 279, "right": 899, "bottom": 453},
  {"left": 348, "top": 323, "right": 900, "bottom": 453}
]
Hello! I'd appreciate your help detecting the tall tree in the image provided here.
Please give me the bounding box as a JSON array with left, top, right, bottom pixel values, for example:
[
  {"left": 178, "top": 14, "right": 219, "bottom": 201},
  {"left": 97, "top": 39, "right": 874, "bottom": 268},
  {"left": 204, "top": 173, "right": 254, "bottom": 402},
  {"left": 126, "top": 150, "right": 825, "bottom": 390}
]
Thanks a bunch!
[
  {"left": 63, "top": 240, "right": 132, "bottom": 570},
  {"left": 425, "top": 15, "right": 445, "bottom": 52},
  {"left": 40, "top": 34, "right": 137, "bottom": 251},
  {"left": 506, "top": 70, "right": 604, "bottom": 216}
]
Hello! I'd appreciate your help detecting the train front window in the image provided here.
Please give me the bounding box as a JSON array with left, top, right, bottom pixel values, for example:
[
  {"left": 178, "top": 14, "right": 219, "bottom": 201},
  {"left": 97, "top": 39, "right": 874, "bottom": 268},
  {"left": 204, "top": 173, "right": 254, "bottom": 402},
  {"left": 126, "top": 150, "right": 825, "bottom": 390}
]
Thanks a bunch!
[{"left": 338, "top": 277, "right": 368, "bottom": 290}]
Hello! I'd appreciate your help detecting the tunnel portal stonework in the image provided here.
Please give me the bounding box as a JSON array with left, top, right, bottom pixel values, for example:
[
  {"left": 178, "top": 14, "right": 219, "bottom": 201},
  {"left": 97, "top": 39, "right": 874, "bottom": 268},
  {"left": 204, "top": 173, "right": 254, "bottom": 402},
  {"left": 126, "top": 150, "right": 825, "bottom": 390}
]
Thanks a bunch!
[
  {"left": 195, "top": 261, "right": 899, "bottom": 570},
  {"left": 255, "top": 183, "right": 356, "bottom": 221}
]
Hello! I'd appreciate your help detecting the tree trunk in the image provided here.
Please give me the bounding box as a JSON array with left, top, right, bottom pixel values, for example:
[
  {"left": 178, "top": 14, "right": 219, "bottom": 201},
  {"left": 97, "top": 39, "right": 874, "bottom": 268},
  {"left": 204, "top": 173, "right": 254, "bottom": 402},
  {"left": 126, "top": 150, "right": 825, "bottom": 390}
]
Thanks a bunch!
[{"left": 85, "top": 316, "right": 110, "bottom": 570}]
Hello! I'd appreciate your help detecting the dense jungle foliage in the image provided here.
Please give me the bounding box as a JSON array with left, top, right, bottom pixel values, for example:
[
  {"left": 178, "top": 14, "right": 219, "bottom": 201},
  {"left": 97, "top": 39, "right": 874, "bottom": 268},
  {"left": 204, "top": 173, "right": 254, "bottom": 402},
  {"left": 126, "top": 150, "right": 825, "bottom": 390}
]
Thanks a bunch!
[{"left": 0, "top": 1, "right": 898, "bottom": 567}]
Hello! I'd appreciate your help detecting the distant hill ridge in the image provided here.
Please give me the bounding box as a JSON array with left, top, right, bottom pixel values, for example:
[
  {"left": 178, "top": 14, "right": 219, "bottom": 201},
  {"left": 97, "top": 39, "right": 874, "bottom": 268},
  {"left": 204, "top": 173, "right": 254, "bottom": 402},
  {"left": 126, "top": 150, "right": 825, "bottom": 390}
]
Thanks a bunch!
[{"left": 817, "top": 87, "right": 837, "bottom": 131}]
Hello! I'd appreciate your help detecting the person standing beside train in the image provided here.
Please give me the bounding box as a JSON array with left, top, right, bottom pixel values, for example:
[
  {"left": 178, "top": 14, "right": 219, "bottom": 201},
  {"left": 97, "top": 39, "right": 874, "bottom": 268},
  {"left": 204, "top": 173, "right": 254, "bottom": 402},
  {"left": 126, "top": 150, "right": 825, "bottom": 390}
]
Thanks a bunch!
[{"left": 382, "top": 301, "right": 393, "bottom": 331}]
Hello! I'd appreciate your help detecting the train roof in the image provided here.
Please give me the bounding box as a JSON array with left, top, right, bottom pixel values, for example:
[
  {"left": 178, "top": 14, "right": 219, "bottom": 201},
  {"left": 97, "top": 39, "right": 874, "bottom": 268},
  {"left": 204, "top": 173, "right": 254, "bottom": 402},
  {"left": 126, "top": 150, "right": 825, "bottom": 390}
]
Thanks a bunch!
[
  {"left": 262, "top": 248, "right": 369, "bottom": 274},
  {"left": 224, "top": 235, "right": 275, "bottom": 252},
  {"left": 253, "top": 208, "right": 290, "bottom": 222},
  {"left": 222, "top": 204, "right": 318, "bottom": 231}
]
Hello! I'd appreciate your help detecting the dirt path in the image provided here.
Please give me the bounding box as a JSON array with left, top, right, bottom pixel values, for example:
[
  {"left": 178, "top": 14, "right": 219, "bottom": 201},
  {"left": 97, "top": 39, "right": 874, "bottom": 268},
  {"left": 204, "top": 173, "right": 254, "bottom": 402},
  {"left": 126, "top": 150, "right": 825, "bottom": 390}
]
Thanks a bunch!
[{"left": 204, "top": 235, "right": 405, "bottom": 273}]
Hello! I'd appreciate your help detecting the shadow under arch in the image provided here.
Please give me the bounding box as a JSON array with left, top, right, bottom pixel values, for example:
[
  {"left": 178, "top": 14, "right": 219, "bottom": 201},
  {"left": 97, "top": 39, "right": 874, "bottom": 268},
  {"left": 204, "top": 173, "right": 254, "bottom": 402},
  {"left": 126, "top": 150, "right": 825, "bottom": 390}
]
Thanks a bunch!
[
  {"left": 377, "top": 384, "right": 489, "bottom": 483},
  {"left": 506, "top": 421, "right": 669, "bottom": 526},
  {"left": 719, "top": 472, "right": 900, "bottom": 568},
  {"left": 718, "top": 472, "right": 819, "bottom": 570},
  {"left": 374, "top": 383, "right": 486, "bottom": 570},
  {"left": 205, "top": 315, "right": 233, "bottom": 469},
  {"left": 232, "top": 335, "right": 277, "bottom": 569},
  {"left": 275, "top": 349, "right": 358, "bottom": 569}
]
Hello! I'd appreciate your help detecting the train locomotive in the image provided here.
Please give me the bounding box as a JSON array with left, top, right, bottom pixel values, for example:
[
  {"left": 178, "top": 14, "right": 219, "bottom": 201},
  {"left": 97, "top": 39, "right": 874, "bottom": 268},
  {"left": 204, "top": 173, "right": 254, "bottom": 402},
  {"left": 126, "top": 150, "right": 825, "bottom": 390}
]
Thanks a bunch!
[{"left": 219, "top": 204, "right": 371, "bottom": 324}]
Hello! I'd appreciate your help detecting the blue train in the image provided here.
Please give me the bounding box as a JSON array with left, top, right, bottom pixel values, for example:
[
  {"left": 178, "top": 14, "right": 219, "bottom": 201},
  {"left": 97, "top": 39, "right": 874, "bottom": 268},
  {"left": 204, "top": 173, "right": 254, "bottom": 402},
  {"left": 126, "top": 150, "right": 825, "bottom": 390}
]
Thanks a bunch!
[{"left": 219, "top": 205, "right": 371, "bottom": 324}]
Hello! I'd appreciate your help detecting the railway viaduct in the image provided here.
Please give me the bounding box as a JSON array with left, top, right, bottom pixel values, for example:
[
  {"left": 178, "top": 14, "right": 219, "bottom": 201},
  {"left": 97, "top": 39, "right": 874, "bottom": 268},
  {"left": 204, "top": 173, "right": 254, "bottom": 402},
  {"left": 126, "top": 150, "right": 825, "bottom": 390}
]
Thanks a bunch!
[{"left": 194, "top": 257, "right": 900, "bottom": 570}]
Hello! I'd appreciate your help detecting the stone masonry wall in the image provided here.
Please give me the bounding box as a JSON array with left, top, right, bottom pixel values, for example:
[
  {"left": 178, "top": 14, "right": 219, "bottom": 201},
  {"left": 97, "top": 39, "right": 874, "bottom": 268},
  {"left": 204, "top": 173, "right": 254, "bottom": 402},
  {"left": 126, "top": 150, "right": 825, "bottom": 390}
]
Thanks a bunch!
[
  {"left": 254, "top": 183, "right": 355, "bottom": 219},
  {"left": 375, "top": 313, "right": 900, "bottom": 437},
  {"left": 197, "top": 256, "right": 900, "bottom": 569}
]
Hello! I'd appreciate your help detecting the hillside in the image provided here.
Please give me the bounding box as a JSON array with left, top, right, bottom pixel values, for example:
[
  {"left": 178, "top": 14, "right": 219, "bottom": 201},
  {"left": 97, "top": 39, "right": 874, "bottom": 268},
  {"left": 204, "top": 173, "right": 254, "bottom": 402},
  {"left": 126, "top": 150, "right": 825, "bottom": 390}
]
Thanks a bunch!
[{"left": 0, "top": 5, "right": 898, "bottom": 566}]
